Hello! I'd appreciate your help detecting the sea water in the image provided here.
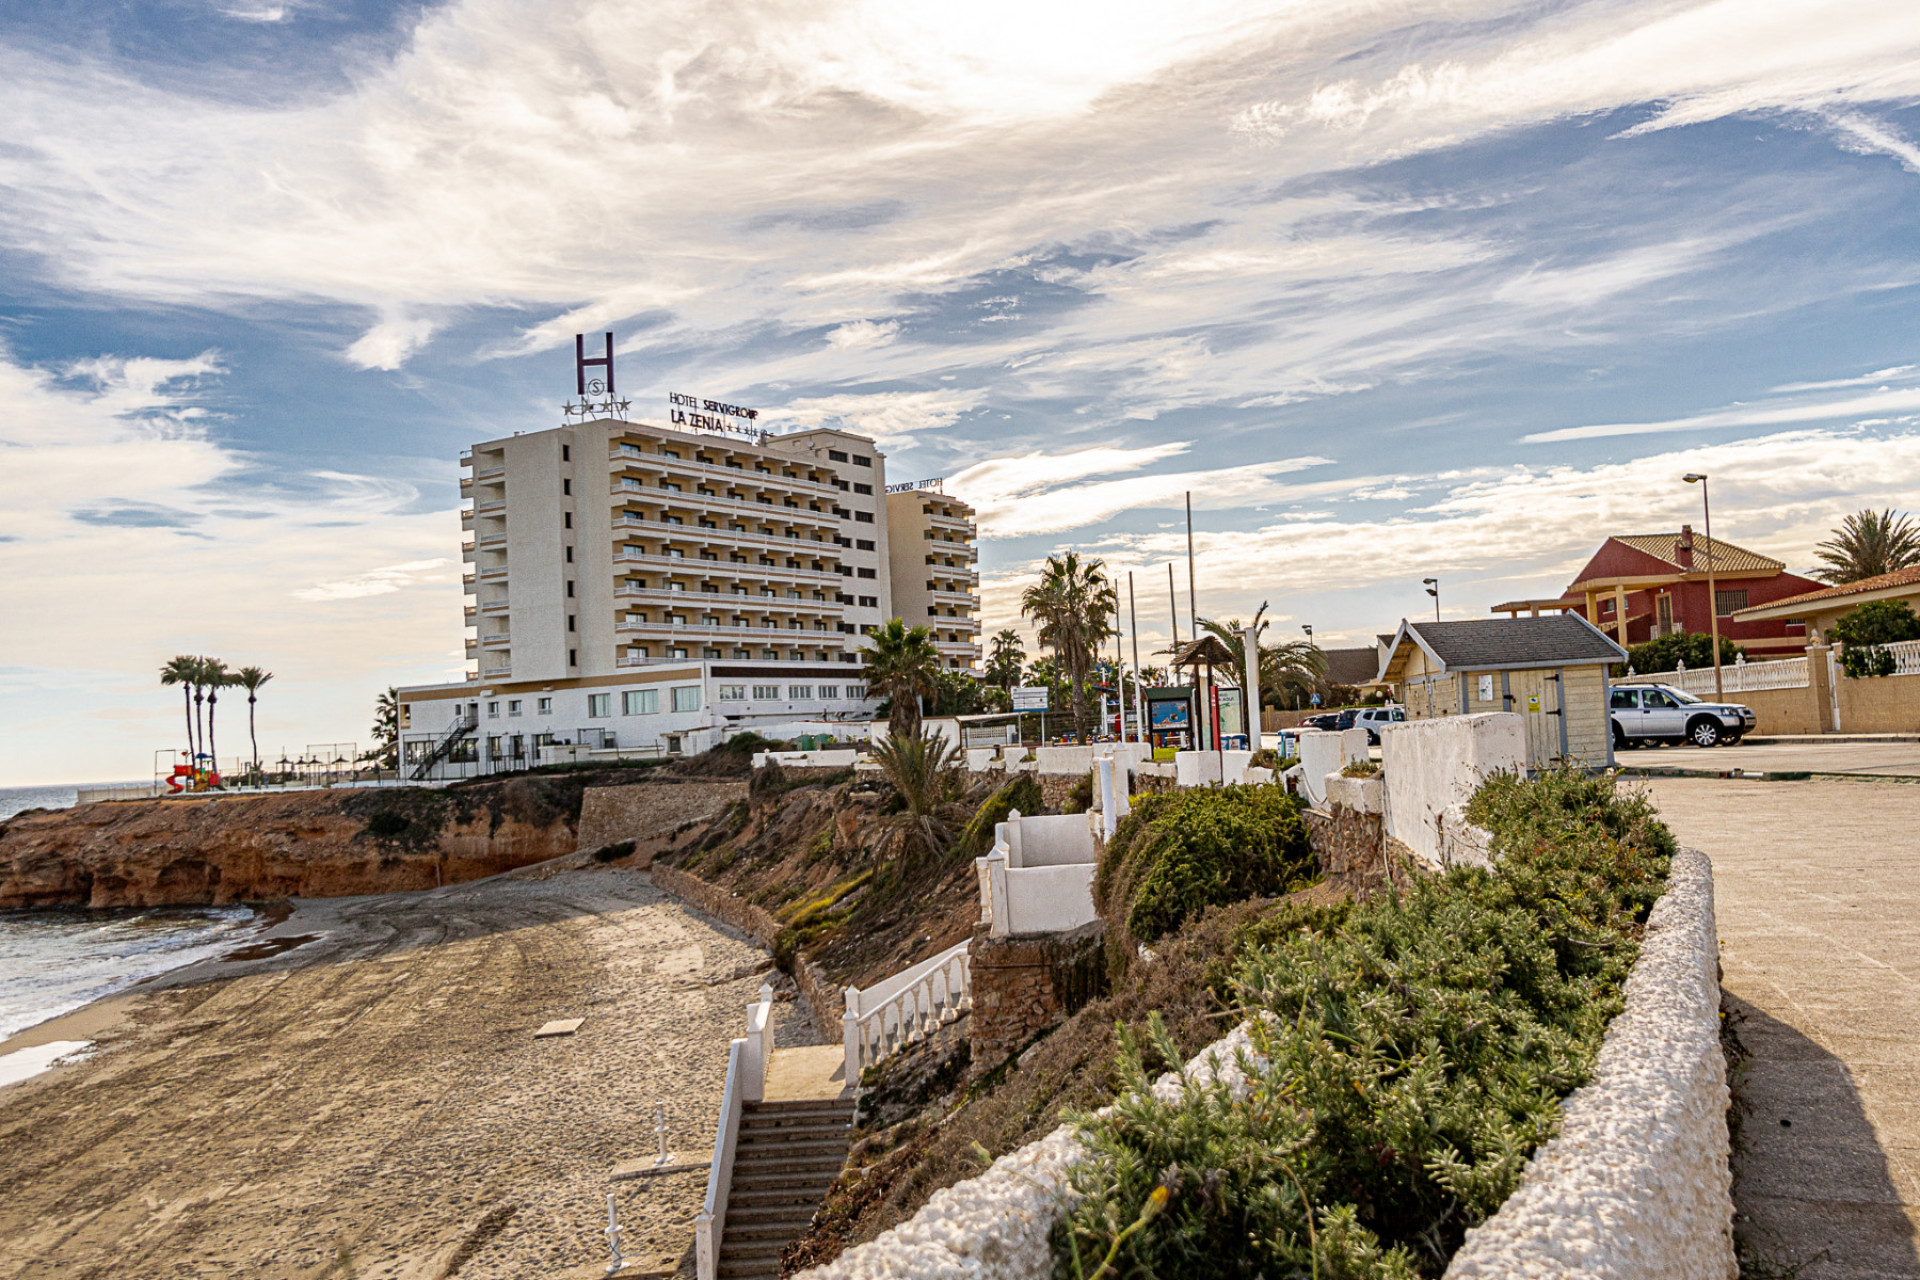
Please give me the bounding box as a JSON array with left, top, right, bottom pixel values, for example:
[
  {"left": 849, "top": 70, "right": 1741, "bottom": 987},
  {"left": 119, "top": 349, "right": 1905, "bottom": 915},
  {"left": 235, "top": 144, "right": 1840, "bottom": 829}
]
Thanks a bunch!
[
  {"left": 0, "top": 906, "right": 263, "bottom": 1043},
  {"left": 0, "top": 785, "right": 79, "bottom": 822}
]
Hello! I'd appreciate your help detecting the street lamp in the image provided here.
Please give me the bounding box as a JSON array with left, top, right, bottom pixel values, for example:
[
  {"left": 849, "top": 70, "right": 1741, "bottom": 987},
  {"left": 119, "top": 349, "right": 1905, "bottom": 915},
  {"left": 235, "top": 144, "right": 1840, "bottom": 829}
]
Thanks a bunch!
[
  {"left": 1301, "top": 624, "right": 1313, "bottom": 643},
  {"left": 1683, "top": 473, "right": 1724, "bottom": 700},
  {"left": 1422, "top": 578, "right": 1440, "bottom": 622}
]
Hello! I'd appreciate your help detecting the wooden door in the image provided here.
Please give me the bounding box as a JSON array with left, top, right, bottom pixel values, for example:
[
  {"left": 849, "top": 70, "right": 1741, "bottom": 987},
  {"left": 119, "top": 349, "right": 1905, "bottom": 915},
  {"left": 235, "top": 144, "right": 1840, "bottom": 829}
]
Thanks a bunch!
[{"left": 1508, "top": 669, "right": 1560, "bottom": 768}]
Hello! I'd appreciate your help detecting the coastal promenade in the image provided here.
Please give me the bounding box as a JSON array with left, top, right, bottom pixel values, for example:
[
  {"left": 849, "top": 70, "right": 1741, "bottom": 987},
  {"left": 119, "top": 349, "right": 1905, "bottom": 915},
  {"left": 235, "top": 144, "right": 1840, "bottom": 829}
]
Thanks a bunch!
[
  {"left": 1647, "top": 777, "right": 1920, "bottom": 1279},
  {"left": 0, "top": 858, "right": 809, "bottom": 1278}
]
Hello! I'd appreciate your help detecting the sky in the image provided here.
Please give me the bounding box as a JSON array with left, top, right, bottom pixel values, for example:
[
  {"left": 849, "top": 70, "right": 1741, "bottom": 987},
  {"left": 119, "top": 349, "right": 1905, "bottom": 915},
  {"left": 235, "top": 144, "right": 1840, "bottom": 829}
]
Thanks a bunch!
[{"left": 3, "top": 0, "right": 1920, "bottom": 784}]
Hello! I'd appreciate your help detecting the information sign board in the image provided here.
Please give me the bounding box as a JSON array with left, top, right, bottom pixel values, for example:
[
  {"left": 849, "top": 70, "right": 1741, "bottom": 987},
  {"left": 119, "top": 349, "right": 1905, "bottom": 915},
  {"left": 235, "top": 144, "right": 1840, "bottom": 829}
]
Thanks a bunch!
[{"left": 1011, "top": 686, "right": 1050, "bottom": 712}]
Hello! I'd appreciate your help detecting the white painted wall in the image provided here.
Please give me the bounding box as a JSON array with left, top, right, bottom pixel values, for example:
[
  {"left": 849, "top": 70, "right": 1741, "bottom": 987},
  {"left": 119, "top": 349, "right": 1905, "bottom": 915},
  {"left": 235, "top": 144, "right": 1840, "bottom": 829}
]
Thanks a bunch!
[
  {"left": 1035, "top": 745, "right": 1094, "bottom": 774},
  {"left": 1005, "top": 812, "right": 1097, "bottom": 868},
  {"left": 1378, "top": 712, "right": 1526, "bottom": 868}
]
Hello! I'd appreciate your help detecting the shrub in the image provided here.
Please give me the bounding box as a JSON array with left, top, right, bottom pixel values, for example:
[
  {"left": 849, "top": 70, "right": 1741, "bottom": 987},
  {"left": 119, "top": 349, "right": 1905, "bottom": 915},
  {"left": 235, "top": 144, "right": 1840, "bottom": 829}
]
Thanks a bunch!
[
  {"left": 1057, "top": 769, "right": 1673, "bottom": 1279},
  {"left": 957, "top": 773, "right": 1044, "bottom": 858},
  {"left": 1095, "top": 785, "right": 1316, "bottom": 952},
  {"left": 1618, "top": 630, "right": 1744, "bottom": 677},
  {"left": 1340, "top": 758, "right": 1379, "bottom": 778},
  {"left": 1064, "top": 773, "right": 1094, "bottom": 814},
  {"left": 1832, "top": 599, "right": 1920, "bottom": 678}
]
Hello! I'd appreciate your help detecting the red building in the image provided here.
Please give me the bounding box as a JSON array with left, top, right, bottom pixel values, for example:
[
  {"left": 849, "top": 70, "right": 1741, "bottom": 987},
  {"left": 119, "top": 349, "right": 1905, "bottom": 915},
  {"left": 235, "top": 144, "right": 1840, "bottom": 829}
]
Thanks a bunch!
[{"left": 1492, "top": 527, "right": 1823, "bottom": 656}]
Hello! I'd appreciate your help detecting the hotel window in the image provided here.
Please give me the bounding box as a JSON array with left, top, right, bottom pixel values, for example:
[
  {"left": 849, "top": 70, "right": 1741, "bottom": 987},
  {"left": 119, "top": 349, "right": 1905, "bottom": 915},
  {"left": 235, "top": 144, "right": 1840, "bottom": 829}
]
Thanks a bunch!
[
  {"left": 562, "top": 479, "right": 571, "bottom": 495},
  {"left": 536, "top": 697, "right": 552, "bottom": 714},
  {"left": 752, "top": 684, "right": 780, "bottom": 699},
  {"left": 671, "top": 686, "right": 701, "bottom": 713},
  {"left": 588, "top": 693, "right": 611, "bottom": 718},
  {"left": 855, "top": 512, "right": 873, "bottom": 523},
  {"left": 566, "top": 581, "right": 574, "bottom": 598},
  {"left": 819, "top": 685, "right": 839, "bottom": 699},
  {"left": 568, "top": 648, "right": 577, "bottom": 666},
  {"left": 627, "top": 645, "right": 649, "bottom": 660},
  {"left": 853, "top": 455, "right": 871, "bottom": 466},
  {"left": 857, "top": 567, "right": 876, "bottom": 579},
  {"left": 856, "top": 539, "right": 875, "bottom": 550},
  {"left": 858, "top": 595, "right": 878, "bottom": 607},
  {"left": 719, "top": 685, "right": 746, "bottom": 701},
  {"left": 562, "top": 444, "right": 570, "bottom": 461},
  {"left": 853, "top": 483, "right": 872, "bottom": 495},
  {"left": 623, "top": 688, "right": 659, "bottom": 715},
  {"left": 670, "top": 647, "right": 689, "bottom": 659},
  {"left": 846, "top": 684, "right": 867, "bottom": 699},
  {"left": 564, "top": 512, "right": 572, "bottom": 528},
  {"left": 828, "top": 449, "right": 848, "bottom": 462},
  {"left": 508, "top": 700, "right": 522, "bottom": 716},
  {"left": 487, "top": 701, "right": 500, "bottom": 718},
  {"left": 568, "top": 615, "right": 576, "bottom": 631},
  {"left": 788, "top": 685, "right": 813, "bottom": 699},
  {"left": 565, "top": 546, "right": 573, "bottom": 563}
]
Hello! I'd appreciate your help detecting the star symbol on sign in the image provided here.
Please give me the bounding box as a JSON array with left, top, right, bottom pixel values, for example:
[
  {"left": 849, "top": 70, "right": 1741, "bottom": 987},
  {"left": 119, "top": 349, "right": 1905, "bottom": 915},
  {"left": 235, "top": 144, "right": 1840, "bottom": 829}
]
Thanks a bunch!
[{"left": 563, "top": 401, "right": 579, "bottom": 415}]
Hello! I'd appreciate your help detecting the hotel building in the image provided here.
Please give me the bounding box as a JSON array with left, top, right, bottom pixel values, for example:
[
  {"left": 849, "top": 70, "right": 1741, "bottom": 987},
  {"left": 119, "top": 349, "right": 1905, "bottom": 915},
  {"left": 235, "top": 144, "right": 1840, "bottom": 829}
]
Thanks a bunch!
[{"left": 396, "top": 412, "right": 981, "bottom": 777}]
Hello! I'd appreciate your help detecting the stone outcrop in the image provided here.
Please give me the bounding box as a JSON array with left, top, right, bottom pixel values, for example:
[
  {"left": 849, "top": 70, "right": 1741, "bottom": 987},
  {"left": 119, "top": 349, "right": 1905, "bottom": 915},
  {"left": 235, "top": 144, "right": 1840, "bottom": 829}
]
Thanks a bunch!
[{"left": 0, "top": 775, "right": 742, "bottom": 910}]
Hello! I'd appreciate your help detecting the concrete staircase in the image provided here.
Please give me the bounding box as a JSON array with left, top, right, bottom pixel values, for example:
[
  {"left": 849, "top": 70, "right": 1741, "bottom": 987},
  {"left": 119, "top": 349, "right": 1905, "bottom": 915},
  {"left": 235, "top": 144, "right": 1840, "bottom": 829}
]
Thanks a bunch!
[{"left": 717, "top": 1097, "right": 853, "bottom": 1280}]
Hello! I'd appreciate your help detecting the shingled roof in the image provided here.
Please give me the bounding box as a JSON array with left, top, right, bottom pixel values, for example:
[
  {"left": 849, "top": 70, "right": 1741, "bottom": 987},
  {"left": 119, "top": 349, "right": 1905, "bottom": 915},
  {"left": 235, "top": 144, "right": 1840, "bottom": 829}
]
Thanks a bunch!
[
  {"left": 1609, "top": 532, "right": 1783, "bottom": 575},
  {"left": 1733, "top": 564, "right": 1920, "bottom": 614},
  {"left": 1380, "top": 614, "right": 1626, "bottom": 680}
]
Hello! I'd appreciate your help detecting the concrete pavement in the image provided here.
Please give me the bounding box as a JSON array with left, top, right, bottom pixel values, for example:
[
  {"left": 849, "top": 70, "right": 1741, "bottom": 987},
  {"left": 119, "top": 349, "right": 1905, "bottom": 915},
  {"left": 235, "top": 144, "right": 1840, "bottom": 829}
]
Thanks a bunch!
[
  {"left": 1628, "top": 739, "right": 1920, "bottom": 778},
  {"left": 1644, "top": 777, "right": 1920, "bottom": 1279}
]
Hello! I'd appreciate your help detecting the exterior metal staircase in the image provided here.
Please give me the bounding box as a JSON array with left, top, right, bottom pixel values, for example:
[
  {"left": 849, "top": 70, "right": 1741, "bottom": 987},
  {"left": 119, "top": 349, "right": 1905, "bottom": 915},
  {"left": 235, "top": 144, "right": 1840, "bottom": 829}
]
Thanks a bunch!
[{"left": 409, "top": 713, "right": 475, "bottom": 780}]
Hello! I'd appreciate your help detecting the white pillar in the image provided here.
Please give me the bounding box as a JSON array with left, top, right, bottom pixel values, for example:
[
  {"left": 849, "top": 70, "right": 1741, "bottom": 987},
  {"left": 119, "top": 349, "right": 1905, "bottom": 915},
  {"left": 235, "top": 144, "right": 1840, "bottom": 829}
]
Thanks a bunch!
[{"left": 1097, "top": 758, "right": 1118, "bottom": 840}]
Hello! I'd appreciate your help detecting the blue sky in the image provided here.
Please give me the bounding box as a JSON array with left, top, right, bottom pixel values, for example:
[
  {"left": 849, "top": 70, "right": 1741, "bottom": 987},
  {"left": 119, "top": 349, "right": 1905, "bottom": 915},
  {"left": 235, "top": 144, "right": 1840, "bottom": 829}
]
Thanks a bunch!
[{"left": 4, "top": 0, "right": 1920, "bottom": 784}]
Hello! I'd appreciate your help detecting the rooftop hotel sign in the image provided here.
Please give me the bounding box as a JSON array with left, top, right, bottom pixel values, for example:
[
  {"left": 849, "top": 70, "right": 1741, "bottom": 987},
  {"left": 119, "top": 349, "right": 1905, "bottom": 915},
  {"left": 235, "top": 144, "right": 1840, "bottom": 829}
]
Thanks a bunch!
[{"left": 668, "top": 392, "right": 769, "bottom": 443}]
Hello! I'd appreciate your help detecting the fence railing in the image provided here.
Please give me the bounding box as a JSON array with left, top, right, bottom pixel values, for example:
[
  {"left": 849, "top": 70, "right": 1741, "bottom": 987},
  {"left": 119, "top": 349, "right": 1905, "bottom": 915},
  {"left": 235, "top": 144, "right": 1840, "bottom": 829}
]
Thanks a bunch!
[
  {"left": 1633, "top": 655, "right": 1810, "bottom": 695},
  {"left": 695, "top": 983, "right": 773, "bottom": 1280},
  {"left": 1885, "top": 639, "right": 1920, "bottom": 676},
  {"left": 842, "top": 942, "right": 971, "bottom": 1082}
]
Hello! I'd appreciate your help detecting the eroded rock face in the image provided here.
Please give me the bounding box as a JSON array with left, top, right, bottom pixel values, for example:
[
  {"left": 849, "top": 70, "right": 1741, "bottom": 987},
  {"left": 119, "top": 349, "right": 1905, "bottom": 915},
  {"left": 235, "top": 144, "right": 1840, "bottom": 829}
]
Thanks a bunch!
[{"left": 0, "top": 785, "right": 578, "bottom": 909}]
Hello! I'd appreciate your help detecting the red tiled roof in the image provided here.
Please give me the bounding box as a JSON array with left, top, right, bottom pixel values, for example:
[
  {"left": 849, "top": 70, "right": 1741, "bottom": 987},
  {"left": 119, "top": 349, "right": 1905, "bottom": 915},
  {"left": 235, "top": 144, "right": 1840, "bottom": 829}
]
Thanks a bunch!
[
  {"left": 1738, "top": 565, "right": 1920, "bottom": 613},
  {"left": 1610, "top": 532, "right": 1782, "bottom": 574}
]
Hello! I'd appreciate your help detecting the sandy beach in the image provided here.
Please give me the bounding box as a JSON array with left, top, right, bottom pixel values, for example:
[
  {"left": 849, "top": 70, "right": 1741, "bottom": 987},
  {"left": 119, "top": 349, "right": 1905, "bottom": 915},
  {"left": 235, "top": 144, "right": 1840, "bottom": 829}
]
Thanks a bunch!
[{"left": 0, "top": 854, "right": 809, "bottom": 1279}]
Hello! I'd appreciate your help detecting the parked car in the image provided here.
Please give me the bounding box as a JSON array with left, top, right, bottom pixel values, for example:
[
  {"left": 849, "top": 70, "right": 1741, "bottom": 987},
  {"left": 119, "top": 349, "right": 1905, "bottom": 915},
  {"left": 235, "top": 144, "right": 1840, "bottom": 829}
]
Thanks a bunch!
[
  {"left": 1609, "top": 683, "right": 1755, "bottom": 748},
  {"left": 1299, "top": 712, "right": 1344, "bottom": 731},
  {"left": 1353, "top": 705, "right": 1407, "bottom": 745}
]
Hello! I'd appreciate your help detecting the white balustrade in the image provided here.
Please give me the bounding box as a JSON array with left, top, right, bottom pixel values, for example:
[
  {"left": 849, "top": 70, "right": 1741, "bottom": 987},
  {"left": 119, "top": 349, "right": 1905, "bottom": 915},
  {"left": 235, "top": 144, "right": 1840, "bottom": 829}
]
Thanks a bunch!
[
  {"left": 696, "top": 984, "right": 774, "bottom": 1280},
  {"left": 841, "top": 942, "right": 972, "bottom": 1082},
  {"left": 1635, "top": 654, "right": 1810, "bottom": 695},
  {"left": 1885, "top": 639, "right": 1920, "bottom": 676}
]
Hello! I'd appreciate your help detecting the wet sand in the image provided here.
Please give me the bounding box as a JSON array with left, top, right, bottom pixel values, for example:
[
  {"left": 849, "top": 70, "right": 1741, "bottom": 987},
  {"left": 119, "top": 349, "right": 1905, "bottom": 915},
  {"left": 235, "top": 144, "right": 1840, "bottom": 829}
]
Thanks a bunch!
[{"left": 0, "top": 856, "right": 808, "bottom": 1279}]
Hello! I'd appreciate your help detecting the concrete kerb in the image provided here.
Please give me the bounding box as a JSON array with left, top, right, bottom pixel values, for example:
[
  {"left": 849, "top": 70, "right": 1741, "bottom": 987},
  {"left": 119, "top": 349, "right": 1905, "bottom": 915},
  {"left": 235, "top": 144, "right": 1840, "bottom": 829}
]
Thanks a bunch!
[{"left": 1444, "top": 847, "right": 1734, "bottom": 1280}]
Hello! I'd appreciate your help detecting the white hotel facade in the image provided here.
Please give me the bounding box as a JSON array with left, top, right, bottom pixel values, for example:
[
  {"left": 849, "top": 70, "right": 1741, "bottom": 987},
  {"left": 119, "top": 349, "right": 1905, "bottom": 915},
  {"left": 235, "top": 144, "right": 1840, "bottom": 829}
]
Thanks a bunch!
[{"left": 396, "top": 412, "right": 981, "bottom": 777}]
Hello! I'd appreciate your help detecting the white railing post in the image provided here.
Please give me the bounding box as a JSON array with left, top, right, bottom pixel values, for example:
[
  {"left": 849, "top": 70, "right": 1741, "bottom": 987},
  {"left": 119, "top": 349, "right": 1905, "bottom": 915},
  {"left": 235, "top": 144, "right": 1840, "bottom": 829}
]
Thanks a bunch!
[
  {"left": 741, "top": 984, "right": 773, "bottom": 1104},
  {"left": 696, "top": 1037, "right": 746, "bottom": 1280},
  {"left": 986, "top": 845, "right": 1011, "bottom": 939},
  {"left": 1097, "top": 758, "right": 1118, "bottom": 841},
  {"left": 843, "top": 985, "right": 863, "bottom": 1082}
]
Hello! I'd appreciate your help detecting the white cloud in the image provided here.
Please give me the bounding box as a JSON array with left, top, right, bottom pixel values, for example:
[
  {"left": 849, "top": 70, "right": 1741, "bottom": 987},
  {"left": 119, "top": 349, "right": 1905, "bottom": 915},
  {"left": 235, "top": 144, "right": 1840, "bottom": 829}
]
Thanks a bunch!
[
  {"left": 1524, "top": 373, "right": 1920, "bottom": 442},
  {"left": 346, "top": 311, "right": 438, "bottom": 370},
  {"left": 825, "top": 320, "right": 901, "bottom": 351},
  {"left": 0, "top": 346, "right": 460, "bottom": 783},
  {"left": 760, "top": 389, "right": 988, "bottom": 448},
  {"left": 1822, "top": 110, "right": 1920, "bottom": 174}
]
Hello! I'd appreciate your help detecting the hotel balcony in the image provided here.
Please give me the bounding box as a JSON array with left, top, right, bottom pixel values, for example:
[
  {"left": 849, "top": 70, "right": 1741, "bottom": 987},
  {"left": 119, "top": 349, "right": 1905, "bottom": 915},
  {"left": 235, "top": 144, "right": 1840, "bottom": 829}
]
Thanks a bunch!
[
  {"left": 928, "top": 512, "right": 976, "bottom": 535},
  {"left": 480, "top": 633, "right": 511, "bottom": 648},
  {"left": 478, "top": 565, "right": 509, "bottom": 581},
  {"left": 481, "top": 663, "right": 511, "bottom": 679},
  {"left": 480, "top": 598, "right": 510, "bottom": 615},
  {"left": 476, "top": 532, "right": 507, "bottom": 550},
  {"left": 462, "top": 571, "right": 477, "bottom": 590},
  {"left": 610, "top": 485, "right": 842, "bottom": 534},
  {"left": 464, "top": 638, "right": 478, "bottom": 657},
  {"left": 613, "top": 538, "right": 841, "bottom": 572},
  {"left": 609, "top": 445, "right": 842, "bottom": 500},
  {"left": 613, "top": 555, "right": 843, "bottom": 590},
  {"left": 929, "top": 587, "right": 977, "bottom": 607}
]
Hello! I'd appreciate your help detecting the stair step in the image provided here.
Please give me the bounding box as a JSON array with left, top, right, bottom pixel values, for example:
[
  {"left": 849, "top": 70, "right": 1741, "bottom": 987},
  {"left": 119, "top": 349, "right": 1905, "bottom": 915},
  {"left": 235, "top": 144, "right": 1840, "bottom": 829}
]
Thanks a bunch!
[
  {"left": 727, "top": 1203, "right": 821, "bottom": 1224},
  {"left": 744, "top": 1099, "right": 850, "bottom": 1115},
  {"left": 725, "top": 1221, "right": 815, "bottom": 1244},
  {"left": 729, "top": 1188, "right": 830, "bottom": 1208},
  {"left": 739, "top": 1117, "right": 851, "bottom": 1137},
  {"left": 719, "top": 1239, "right": 793, "bottom": 1261},
  {"left": 736, "top": 1133, "right": 850, "bottom": 1153}
]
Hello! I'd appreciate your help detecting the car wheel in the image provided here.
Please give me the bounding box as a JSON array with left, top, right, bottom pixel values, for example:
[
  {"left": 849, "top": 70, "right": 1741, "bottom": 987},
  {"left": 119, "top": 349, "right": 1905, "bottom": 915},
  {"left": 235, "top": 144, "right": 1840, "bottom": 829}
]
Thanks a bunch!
[
  {"left": 1613, "top": 724, "right": 1629, "bottom": 751},
  {"left": 1687, "top": 717, "right": 1721, "bottom": 748}
]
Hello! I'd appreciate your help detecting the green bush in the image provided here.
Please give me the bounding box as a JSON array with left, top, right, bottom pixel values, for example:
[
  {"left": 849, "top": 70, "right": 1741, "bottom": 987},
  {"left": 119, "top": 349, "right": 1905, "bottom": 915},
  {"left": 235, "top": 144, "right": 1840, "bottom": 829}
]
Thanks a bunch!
[
  {"left": 1095, "top": 785, "right": 1316, "bottom": 951},
  {"left": 1619, "top": 630, "right": 1743, "bottom": 677},
  {"left": 958, "top": 773, "right": 1044, "bottom": 858},
  {"left": 1832, "top": 599, "right": 1920, "bottom": 678},
  {"left": 1057, "top": 770, "right": 1673, "bottom": 1279}
]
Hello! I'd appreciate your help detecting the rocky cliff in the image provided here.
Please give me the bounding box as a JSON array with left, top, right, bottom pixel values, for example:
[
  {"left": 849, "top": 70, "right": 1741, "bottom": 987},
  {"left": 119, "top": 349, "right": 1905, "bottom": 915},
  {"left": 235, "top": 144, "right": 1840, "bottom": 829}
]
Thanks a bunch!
[{"left": 0, "top": 769, "right": 745, "bottom": 909}]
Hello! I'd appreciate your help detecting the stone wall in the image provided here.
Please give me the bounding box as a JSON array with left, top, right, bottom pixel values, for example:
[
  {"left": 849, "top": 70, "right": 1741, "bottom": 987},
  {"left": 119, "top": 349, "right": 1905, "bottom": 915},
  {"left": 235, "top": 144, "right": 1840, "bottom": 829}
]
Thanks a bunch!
[
  {"left": 574, "top": 779, "right": 749, "bottom": 851},
  {"left": 647, "top": 859, "right": 843, "bottom": 1039},
  {"left": 967, "top": 920, "right": 1106, "bottom": 1077}
]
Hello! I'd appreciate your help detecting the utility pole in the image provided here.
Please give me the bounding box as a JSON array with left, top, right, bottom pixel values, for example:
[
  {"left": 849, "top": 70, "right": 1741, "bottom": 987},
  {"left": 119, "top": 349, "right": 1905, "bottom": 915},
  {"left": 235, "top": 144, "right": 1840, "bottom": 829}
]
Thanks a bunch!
[
  {"left": 1684, "top": 474, "right": 1724, "bottom": 699},
  {"left": 1185, "top": 491, "right": 1198, "bottom": 638},
  {"left": 1129, "top": 572, "right": 1143, "bottom": 744},
  {"left": 1167, "top": 563, "right": 1180, "bottom": 646}
]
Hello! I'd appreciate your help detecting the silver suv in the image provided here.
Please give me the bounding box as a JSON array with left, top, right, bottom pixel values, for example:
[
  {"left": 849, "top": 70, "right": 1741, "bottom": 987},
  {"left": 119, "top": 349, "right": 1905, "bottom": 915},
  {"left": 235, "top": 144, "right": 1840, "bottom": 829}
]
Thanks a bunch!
[
  {"left": 1609, "top": 683, "right": 1755, "bottom": 748},
  {"left": 1353, "top": 705, "right": 1406, "bottom": 745}
]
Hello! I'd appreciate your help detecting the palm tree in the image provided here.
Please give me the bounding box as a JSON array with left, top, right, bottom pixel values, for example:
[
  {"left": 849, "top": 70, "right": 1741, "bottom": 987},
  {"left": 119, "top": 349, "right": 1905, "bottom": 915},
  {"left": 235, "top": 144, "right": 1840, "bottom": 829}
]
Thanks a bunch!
[
  {"left": 1020, "top": 552, "right": 1117, "bottom": 740},
  {"left": 986, "top": 629, "right": 1026, "bottom": 690},
  {"left": 200, "top": 658, "right": 231, "bottom": 780},
  {"left": 1815, "top": 509, "right": 1920, "bottom": 583},
  {"left": 868, "top": 729, "right": 965, "bottom": 865},
  {"left": 234, "top": 666, "right": 273, "bottom": 776},
  {"left": 864, "top": 619, "right": 941, "bottom": 739},
  {"left": 160, "top": 655, "right": 201, "bottom": 764},
  {"left": 368, "top": 687, "right": 401, "bottom": 770},
  {"left": 1198, "top": 617, "right": 1329, "bottom": 710}
]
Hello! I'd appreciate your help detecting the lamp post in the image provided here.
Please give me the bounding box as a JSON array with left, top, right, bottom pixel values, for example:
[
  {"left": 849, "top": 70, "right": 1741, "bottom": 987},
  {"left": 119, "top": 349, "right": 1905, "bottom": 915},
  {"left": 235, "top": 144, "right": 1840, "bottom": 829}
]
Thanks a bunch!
[
  {"left": 1683, "top": 473, "right": 1724, "bottom": 700},
  {"left": 1423, "top": 578, "right": 1440, "bottom": 622}
]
